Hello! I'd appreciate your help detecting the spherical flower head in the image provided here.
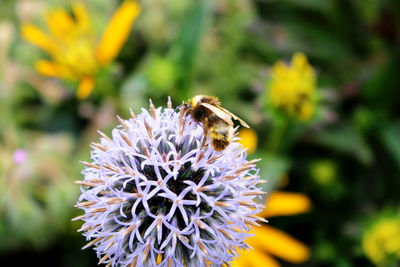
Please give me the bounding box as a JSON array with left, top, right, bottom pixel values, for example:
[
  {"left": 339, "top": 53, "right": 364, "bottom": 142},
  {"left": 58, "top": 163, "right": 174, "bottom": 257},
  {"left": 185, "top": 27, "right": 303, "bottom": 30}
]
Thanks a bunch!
[
  {"left": 362, "top": 216, "right": 400, "bottom": 266},
  {"left": 75, "top": 99, "right": 265, "bottom": 267},
  {"left": 267, "top": 52, "right": 316, "bottom": 121}
]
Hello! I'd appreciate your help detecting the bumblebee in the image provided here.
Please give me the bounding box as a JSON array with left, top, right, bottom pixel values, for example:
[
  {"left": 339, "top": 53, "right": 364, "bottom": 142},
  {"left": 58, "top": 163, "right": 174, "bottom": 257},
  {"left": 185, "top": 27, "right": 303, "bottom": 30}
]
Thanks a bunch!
[{"left": 184, "top": 95, "right": 250, "bottom": 151}]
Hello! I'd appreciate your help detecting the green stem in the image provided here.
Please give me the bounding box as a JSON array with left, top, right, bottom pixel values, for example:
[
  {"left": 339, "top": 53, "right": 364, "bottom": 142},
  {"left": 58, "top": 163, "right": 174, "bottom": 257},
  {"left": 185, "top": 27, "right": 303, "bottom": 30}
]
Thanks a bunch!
[{"left": 267, "top": 118, "right": 288, "bottom": 153}]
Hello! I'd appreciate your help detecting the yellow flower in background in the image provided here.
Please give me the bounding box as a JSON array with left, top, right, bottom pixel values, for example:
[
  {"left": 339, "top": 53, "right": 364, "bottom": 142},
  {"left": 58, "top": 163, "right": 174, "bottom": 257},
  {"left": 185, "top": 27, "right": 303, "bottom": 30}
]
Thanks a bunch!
[
  {"left": 363, "top": 218, "right": 400, "bottom": 266},
  {"left": 268, "top": 52, "right": 316, "bottom": 121},
  {"left": 238, "top": 128, "right": 258, "bottom": 155},
  {"left": 21, "top": 0, "right": 141, "bottom": 99},
  {"left": 310, "top": 160, "right": 337, "bottom": 186},
  {"left": 233, "top": 191, "right": 312, "bottom": 267}
]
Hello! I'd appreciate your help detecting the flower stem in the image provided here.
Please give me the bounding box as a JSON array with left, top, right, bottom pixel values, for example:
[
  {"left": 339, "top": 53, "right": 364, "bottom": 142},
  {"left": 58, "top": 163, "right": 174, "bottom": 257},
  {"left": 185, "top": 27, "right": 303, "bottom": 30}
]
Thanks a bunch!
[{"left": 267, "top": 118, "right": 288, "bottom": 153}]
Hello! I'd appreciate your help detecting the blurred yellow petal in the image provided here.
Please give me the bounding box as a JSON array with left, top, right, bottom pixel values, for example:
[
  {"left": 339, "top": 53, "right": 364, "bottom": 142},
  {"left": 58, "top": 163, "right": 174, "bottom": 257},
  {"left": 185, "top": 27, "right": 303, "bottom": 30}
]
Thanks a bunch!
[
  {"left": 56, "top": 39, "right": 98, "bottom": 79},
  {"left": 232, "top": 247, "right": 281, "bottom": 267},
  {"left": 270, "top": 61, "right": 288, "bottom": 80},
  {"left": 291, "top": 52, "right": 307, "bottom": 69},
  {"left": 35, "top": 60, "right": 68, "bottom": 78},
  {"left": 231, "top": 248, "right": 280, "bottom": 267},
  {"left": 259, "top": 191, "right": 312, "bottom": 218},
  {"left": 73, "top": 2, "right": 90, "bottom": 31},
  {"left": 248, "top": 225, "right": 310, "bottom": 264},
  {"left": 96, "top": 0, "right": 141, "bottom": 65},
  {"left": 231, "top": 256, "right": 249, "bottom": 267},
  {"left": 299, "top": 100, "right": 314, "bottom": 121},
  {"left": 238, "top": 128, "right": 258, "bottom": 155},
  {"left": 362, "top": 219, "right": 400, "bottom": 265},
  {"left": 247, "top": 249, "right": 281, "bottom": 267},
  {"left": 45, "top": 8, "right": 75, "bottom": 42},
  {"left": 76, "top": 76, "right": 95, "bottom": 100},
  {"left": 268, "top": 52, "right": 316, "bottom": 121},
  {"left": 232, "top": 260, "right": 248, "bottom": 267},
  {"left": 21, "top": 24, "right": 57, "bottom": 54}
]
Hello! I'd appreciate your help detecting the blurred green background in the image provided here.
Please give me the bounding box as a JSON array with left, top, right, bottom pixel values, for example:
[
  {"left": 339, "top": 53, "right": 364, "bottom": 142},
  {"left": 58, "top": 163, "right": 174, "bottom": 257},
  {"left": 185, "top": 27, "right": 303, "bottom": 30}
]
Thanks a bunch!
[{"left": 1, "top": 0, "right": 400, "bottom": 266}]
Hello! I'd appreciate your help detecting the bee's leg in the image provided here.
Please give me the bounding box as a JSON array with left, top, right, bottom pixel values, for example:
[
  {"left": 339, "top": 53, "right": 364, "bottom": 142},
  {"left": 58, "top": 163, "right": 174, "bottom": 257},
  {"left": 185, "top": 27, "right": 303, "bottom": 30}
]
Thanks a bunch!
[{"left": 201, "top": 118, "right": 209, "bottom": 149}]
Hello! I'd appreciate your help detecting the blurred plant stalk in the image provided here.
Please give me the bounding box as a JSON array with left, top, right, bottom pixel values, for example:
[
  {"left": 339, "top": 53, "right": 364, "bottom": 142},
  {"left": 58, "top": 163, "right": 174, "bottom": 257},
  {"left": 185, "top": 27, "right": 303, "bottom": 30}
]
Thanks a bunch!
[{"left": 0, "top": 127, "right": 78, "bottom": 250}]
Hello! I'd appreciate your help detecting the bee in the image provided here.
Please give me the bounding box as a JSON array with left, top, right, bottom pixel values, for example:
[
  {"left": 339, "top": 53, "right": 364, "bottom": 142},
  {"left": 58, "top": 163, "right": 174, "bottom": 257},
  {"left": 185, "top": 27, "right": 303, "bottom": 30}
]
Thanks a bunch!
[{"left": 184, "top": 95, "right": 250, "bottom": 151}]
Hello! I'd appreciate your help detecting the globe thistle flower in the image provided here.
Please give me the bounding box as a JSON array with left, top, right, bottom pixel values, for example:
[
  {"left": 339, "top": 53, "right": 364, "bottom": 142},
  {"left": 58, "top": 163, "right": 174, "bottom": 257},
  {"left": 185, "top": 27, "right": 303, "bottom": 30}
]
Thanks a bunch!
[{"left": 74, "top": 98, "right": 265, "bottom": 266}]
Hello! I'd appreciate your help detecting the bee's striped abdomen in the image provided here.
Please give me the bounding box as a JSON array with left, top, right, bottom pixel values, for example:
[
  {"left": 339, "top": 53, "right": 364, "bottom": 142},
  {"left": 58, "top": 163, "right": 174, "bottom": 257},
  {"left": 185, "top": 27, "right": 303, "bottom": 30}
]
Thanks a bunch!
[{"left": 209, "top": 121, "right": 233, "bottom": 151}]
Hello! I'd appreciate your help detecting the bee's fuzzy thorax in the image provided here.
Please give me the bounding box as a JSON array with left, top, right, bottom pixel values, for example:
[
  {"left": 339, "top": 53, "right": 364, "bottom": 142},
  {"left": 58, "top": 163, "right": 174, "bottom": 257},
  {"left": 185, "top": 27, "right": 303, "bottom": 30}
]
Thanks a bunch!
[
  {"left": 187, "top": 95, "right": 217, "bottom": 123},
  {"left": 191, "top": 95, "right": 220, "bottom": 107}
]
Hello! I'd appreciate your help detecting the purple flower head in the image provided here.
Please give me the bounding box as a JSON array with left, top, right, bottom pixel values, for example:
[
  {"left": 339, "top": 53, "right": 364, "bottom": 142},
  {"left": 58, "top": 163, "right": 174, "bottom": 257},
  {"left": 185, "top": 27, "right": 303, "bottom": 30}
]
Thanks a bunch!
[{"left": 75, "top": 98, "right": 265, "bottom": 267}]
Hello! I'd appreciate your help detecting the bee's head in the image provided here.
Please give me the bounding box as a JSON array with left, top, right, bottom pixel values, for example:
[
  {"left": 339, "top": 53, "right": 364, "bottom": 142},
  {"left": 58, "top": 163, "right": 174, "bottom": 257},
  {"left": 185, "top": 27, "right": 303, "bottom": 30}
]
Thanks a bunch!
[
  {"left": 179, "top": 95, "right": 208, "bottom": 113},
  {"left": 179, "top": 100, "right": 191, "bottom": 114}
]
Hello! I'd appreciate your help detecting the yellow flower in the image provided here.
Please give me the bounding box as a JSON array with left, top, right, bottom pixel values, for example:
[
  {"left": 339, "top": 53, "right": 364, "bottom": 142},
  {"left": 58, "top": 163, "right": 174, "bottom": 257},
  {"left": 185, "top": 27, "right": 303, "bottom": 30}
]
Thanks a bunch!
[
  {"left": 233, "top": 191, "right": 312, "bottom": 267},
  {"left": 21, "top": 1, "right": 141, "bottom": 99},
  {"left": 363, "top": 218, "right": 400, "bottom": 266},
  {"left": 238, "top": 128, "right": 258, "bottom": 155},
  {"left": 268, "top": 52, "right": 316, "bottom": 121}
]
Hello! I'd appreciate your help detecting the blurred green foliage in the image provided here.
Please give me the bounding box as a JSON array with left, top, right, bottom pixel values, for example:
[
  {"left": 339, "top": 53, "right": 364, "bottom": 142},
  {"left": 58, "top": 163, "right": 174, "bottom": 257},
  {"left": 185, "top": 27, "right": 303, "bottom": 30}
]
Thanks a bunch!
[{"left": 1, "top": 0, "right": 400, "bottom": 266}]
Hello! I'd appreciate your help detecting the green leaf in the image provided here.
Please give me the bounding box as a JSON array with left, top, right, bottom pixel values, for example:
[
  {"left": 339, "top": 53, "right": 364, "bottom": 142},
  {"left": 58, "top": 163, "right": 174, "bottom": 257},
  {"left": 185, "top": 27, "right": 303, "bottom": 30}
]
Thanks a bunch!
[
  {"left": 380, "top": 122, "right": 400, "bottom": 168},
  {"left": 255, "top": 153, "right": 291, "bottom": 193},
  {"left": 170, "top": 0, "right": 211, "bottom": 99},
  {"left": 312, "top": 126, "right": 373, "bottom": 165},
  {"left": 119, "top": 72, "right": 148, "bottom": 112}
]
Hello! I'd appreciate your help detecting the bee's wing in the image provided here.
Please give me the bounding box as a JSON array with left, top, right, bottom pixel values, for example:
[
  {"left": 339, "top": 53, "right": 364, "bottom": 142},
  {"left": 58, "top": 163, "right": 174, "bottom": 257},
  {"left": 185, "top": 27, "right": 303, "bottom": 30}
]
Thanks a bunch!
[
  {"left": 199, "top": 103, "right": 233, "bottom": 125},
  {"left": 216, "top": 106, "right": 250, "bottom": 128}
]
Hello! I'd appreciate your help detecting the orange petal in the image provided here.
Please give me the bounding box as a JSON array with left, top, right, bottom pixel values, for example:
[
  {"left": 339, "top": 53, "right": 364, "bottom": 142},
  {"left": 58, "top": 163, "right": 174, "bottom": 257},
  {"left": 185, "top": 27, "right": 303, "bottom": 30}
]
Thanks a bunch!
[
  {"left": 21, "top": 24, "right": 57, "bottom": 54},
  {"left": 96, "top": 0, "right": 141, "bottom": 65},
  {"left": 248, "top": 225, "right": 311, "bottom": 263},
  {"left": 76, "top": 76, "right": 95, "bottom": 100},
  {"left": 259, "top": 191, "right": 312, "bottom": 218}
]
